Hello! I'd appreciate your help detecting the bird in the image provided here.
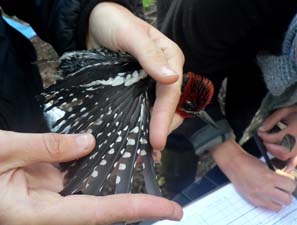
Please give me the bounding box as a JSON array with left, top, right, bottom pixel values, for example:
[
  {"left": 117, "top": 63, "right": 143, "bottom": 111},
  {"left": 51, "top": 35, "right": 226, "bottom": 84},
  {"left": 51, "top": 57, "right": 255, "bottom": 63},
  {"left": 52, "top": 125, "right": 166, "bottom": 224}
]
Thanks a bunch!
[{"left": 37, "top": 48, "right": 215, "bottom": 197}]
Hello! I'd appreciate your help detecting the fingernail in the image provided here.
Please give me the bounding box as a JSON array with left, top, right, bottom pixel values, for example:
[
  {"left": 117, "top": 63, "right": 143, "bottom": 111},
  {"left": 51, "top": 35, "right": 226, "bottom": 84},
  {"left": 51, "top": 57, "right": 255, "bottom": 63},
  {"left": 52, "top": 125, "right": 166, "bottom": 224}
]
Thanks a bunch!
[
  {"left": 161, "top": 66, "right": 177, "bottom": 77},
  {"left": 75, "top": 134, "right": 94, "bottom": 151},
  {"left": 259, "top": 126, "right": 266, "bottom": 132}
]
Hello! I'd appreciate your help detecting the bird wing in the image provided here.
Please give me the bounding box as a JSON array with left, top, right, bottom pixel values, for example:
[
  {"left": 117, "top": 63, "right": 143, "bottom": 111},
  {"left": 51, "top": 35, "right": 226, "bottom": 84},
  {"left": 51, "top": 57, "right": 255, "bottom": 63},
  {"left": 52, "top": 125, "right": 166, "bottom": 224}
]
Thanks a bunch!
[{"left": 37, "top": 48, "right": 160, "bottom": 196}]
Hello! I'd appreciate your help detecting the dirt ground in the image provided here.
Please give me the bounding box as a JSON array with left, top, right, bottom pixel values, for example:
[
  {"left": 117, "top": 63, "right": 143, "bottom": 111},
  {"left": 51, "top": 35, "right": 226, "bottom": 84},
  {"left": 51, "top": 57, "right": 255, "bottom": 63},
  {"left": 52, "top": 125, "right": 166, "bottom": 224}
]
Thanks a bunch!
[{"left": 30, "top": 3, "right": 215, "bottom": 197}]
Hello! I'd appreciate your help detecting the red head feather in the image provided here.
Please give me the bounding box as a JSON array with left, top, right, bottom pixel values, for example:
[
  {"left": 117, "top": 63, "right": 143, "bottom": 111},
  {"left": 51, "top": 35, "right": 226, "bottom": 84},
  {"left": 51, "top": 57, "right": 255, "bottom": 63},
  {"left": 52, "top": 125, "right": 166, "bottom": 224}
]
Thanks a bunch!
[{"left": 177, "top": 72, "right": 214, "bottom": 118}]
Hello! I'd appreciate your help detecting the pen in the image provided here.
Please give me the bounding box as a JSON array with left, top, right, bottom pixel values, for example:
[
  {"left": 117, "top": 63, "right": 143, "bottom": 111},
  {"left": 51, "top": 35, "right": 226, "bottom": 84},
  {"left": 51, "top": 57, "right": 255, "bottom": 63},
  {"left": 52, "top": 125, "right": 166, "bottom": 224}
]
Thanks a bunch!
[{"left": 253, "top": 134, "right": 275, "bottom": 171}]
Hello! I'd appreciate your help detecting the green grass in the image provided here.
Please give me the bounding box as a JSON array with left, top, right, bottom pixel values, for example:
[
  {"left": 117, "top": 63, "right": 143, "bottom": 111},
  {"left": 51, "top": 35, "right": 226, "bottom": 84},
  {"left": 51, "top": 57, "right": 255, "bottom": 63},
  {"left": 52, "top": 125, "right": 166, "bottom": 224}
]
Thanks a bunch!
[{"left": 142, "top": 0, "right": 154, "bottom": 9}]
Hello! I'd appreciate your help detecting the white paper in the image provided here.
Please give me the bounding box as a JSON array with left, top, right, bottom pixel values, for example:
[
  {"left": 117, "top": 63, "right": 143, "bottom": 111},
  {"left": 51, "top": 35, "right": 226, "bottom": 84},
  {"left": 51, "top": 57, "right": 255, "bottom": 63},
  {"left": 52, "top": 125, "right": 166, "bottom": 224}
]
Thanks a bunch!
[{"left": 153, "top": 184, "right": 297, "bottom": 225}]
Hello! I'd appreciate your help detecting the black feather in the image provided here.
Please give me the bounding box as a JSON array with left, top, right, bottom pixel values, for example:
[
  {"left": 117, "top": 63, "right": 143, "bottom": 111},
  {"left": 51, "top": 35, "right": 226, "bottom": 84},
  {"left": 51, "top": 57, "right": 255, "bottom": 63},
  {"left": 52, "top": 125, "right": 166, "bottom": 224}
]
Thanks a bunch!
[{"left": 38, "top": 48, "right": 160, "bottom": 196}]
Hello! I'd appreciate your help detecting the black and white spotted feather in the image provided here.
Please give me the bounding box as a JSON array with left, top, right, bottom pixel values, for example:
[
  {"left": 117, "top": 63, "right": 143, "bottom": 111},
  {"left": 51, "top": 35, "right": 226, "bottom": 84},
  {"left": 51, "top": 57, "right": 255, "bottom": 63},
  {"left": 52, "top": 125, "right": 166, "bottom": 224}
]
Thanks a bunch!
[{"left": 38, "top": 48, "right": 161, "bottom": 196}]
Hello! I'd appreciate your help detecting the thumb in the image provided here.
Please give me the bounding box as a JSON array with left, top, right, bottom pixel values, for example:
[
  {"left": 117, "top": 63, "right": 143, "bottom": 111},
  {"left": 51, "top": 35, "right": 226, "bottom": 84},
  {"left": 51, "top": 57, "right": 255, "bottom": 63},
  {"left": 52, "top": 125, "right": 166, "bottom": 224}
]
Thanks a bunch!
[
  {"left": 285, "top": 156, "right": 297, "bottom": 173},
  {"left": 128, "top": 25, "right": 179, "bottom": 84},
  {"left": 0, "top": 131, "right": 95, "bottom": 172},
  {"left": 119, "top": 21, "right": 182, "bottom": 84},
  {"left": 276, "top": 169, "right": 296, "bottom": 181}
]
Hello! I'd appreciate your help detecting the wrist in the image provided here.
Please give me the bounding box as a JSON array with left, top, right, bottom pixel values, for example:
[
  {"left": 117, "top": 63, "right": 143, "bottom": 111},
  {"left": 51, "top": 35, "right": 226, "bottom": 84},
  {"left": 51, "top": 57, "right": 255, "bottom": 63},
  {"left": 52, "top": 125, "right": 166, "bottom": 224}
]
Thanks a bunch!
[{"left": 210, "top": 139, "right": 246, "bottom": 175}]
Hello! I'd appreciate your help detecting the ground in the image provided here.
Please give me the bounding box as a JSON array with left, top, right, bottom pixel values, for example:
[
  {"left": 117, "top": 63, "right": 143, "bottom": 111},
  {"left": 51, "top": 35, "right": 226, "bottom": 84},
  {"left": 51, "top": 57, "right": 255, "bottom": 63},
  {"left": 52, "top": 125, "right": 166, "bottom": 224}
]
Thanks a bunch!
[{"left": 30, "top": 3, "right": 215, "bottom": 197}]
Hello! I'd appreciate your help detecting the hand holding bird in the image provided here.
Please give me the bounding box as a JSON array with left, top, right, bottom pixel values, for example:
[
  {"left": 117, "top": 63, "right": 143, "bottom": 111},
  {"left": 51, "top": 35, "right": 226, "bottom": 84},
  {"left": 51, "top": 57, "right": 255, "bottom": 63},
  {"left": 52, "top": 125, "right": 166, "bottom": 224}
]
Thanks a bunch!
[{"left": 39, "top": 47, "right": 215, "bottom": 197}]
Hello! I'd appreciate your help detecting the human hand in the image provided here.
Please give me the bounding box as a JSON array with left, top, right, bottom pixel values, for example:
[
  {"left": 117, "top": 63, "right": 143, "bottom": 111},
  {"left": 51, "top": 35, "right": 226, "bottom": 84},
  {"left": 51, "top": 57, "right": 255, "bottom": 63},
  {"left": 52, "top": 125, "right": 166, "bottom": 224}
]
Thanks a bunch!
[
  {"left": 0, "top": 130, "right": 182, "bottom": 225},
  {"left": 86, "top": 2, "right": 184, "bottom": 158},
  {"left": 258, "top": 106, "right": 297, "bottom": 171},
  {"left": 211, "top": 139, "right": 296, "bottom": 211}
]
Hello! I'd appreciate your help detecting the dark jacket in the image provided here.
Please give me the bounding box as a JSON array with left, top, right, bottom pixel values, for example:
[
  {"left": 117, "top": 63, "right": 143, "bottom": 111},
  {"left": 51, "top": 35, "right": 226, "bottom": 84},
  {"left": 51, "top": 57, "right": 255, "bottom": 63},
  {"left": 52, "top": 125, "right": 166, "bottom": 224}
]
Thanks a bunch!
[
  {"left": 162, "top": 0, "right": 297, "bottom": 153},
  {"left": 0, "top": 0, "right": 132, "bottom": 132}
]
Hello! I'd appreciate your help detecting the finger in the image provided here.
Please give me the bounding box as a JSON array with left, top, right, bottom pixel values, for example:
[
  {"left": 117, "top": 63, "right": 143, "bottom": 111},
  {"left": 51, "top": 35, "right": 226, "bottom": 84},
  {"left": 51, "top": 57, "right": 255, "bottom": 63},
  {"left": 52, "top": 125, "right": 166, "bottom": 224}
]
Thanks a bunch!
[
  {"left": 127, "top": 26, "right": 184, "bottom": 150},
  {"left": 264, "top": 188, "right": 292, "bottom": 206},
  {"left": 259, "top": 108, "right": 295, "bottom": 132},
  {"left": 148, "top": 28, "right": 184, "bottom": 150},
  {"left": 0, "top": 131, "right": 95, "bottom": 172},
  {"left": 150, "top": 82, "right": 181, "bottom": 150},
  {"left": 45, "top": 194, "right": 182, "bottom": 225},
  {"left": 274, "top": 169, "right": 296, "bottom": 193},
  {"left": 276, "top": 169, "right": 296, "bottom": 181},
  {"left": 285, "top": 156, "right": 297, "bottom": 172},
  {"left": 264, "top": 143, "right": 291, "bottom": 161},
  {"left": 149, "top": 44, "right": 182, "bottom": 149},
  {"left": 258, "top": 130, "right": 287, "bottom": 144},
  {"left": 250, "top": 195, "right": 282, "bottom": 212}
]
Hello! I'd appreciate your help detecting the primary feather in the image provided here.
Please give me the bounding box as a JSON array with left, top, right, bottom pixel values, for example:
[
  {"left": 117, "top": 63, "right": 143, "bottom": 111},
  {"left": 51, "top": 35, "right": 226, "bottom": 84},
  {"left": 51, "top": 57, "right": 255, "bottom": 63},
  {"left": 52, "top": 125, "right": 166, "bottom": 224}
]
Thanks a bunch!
[{"left": 38, "top": 48, "right": 160, "bottom": 196}]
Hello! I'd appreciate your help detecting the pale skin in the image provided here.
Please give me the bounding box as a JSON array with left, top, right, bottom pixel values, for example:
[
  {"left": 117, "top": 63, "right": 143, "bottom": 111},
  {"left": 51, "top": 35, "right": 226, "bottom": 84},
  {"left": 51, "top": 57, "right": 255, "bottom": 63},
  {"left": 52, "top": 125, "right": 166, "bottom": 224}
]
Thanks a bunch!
[
  {"left": 0, "top": 131, "right": 182, "bottom": 225},
  {"left": 0, "top": 2, "right": 184, "bottom": 224},
  {"left": 211, "top": 139, "right": 296, "bottom": 211},
  {"left": 258, "top": 105, "right": 297, "bottom": 172},
  {"left": 86, "top": 2, "right": 184, "bottom": 160}
]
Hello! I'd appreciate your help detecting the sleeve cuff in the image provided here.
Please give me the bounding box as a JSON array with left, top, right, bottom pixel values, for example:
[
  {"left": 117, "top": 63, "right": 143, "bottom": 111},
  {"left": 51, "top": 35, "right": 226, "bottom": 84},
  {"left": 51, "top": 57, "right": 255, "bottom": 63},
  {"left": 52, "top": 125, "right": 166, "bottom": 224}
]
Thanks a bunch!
[{"left": 189, "top": 119, "right": 235, "bottom": 155}]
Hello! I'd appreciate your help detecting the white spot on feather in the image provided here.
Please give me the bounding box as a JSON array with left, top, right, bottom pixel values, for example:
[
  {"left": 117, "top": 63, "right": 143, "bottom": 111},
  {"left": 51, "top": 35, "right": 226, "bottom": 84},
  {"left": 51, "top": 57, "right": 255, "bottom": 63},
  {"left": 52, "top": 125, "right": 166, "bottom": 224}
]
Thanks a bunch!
[
  {"left": 108, "top": 149, "right": 115, "bottom": 154},
  {"left": 131, "top": 127, "right": 139, "bottom": 133},
  {"left": 94, "top": 119, "right": 103, "bottom": 125},
  {"left": 123, "top": 152, "right": 131, "bottom": 158},
  {"left": 140, "top": 138, "right": 148, "bottom": 144},
  {"left": 89, "top": 152, "right": 98, "bottom": 160},
  {"left": 119, "top": 163, "right": 126, "bottom": 170},
  {"left": 91, "top": 170, "right": 98, "bottom": 178},
  {"left": 100, "top": 160, "right": 107, "bottom": 166},
  {"left": 140, "top": 150, "right": 147, "bottom": 156},
  {"left": 127, "top": 138, "right": 135, "bottom": 146}
]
